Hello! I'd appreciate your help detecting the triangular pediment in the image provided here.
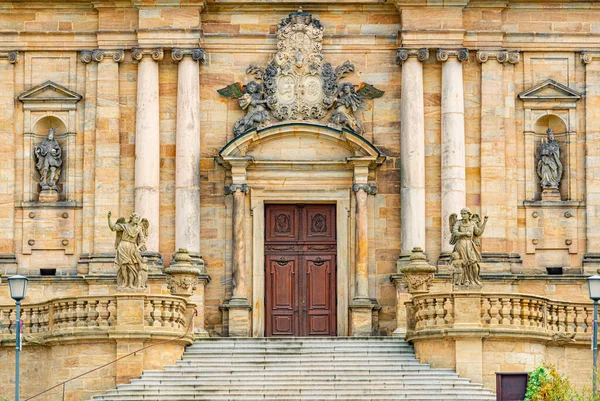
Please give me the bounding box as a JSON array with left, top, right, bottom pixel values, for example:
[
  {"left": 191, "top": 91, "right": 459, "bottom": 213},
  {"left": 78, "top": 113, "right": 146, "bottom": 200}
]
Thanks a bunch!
[
  {"left": 18, "top": 81, "right": 82, "bottom": 103},
  {"left": 518, "top": 79, "right": 581, "bottom": 101}
]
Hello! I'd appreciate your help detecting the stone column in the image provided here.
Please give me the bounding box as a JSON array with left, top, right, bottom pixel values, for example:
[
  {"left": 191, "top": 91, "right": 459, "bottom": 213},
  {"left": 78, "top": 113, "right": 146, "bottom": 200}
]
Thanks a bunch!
[
  {"left": 81, "top": 50, "right": 125, "bottom": 272},
  {"left": 172, "top": 48, "right": 206, "bottom": 263},
  {"left": 438, "top": 49, "right": 469, "bottom": 254},
  {"left": 396, "top": 49, "right": 428, "bottom": 260},
  {"left": 224, "top": 157, "right": 252, "bottom": 337},
  {"left": 350, "top": 160, "right": 377, "bottom": 336},
  {"left": 132, "top": 48, "right": 163, "bottom": 264},
  {"left": 582, "top": 52, "right": 600, "bottom": 273},
  {"left": 0, "top": 51, "right": 18, "bottom": 274}
]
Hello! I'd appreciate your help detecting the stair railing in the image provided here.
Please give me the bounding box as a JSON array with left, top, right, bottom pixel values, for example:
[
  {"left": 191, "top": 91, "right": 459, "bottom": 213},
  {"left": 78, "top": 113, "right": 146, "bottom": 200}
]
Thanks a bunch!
[{"left": 23, "top": 308, "right": 197, "bottom": 401}]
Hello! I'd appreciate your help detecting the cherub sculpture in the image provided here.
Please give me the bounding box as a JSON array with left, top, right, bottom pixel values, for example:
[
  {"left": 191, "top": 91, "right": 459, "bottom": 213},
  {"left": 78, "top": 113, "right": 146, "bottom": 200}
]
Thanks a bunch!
[
  {"left": 328, "top": 82, "right": 384, "bottom": 134},
  {"left": 449, "top": 208, "right": 488, "bottom": 287},
  {"left": 107, "top": 211, "right": 149, "bottom": 290},
  {"left": 218, "top": 79, "right": 271, "bottom": 137}
]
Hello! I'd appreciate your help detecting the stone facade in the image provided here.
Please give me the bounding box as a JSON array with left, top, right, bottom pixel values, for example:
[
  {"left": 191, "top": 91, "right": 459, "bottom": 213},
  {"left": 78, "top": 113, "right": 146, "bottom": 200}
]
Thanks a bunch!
[{"left": 1, "top": 0, "right": 600, "bottom": 399}]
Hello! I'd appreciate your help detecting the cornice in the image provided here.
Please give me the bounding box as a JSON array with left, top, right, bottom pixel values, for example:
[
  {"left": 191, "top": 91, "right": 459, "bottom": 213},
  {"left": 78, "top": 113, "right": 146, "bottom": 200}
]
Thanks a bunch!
[
  {"left": 476, "top": 50, "right": 520, "bottom": 64},
  {"left": 396, "top": 48, "right": 429, "bottom": 64},
  {"left": 436, "top": 48, "right": 469, "bottom": 62}
]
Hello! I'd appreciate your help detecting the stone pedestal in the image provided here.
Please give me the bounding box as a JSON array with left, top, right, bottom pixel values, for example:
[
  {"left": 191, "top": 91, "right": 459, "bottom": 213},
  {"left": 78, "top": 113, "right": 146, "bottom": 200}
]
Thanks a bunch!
[
  {"left": 350, "top": 300, "right": 374, "bottom": 336},
  {"left": 38, "top": 188, "right": 59, "bottom": 202},
  {"left": 541, "top": 187, "right": 561, "bottom": 201},
  {"left": 165, "top": 248, "right": 210, "bottom": 337},
  {"left": 115, "top": 295, "right": 146, "bottom": 384},
  {"left": 228, "top": 298, "right": 251, "bottom": 337},
  {"left": 452, "top": 292, "right": 484, "bottom": 384}
]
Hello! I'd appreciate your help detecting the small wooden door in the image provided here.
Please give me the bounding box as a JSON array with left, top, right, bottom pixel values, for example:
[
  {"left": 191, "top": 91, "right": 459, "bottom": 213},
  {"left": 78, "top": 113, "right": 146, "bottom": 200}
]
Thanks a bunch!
[{"left": 265, "top": 204, "right": 337, "bottom": 337}]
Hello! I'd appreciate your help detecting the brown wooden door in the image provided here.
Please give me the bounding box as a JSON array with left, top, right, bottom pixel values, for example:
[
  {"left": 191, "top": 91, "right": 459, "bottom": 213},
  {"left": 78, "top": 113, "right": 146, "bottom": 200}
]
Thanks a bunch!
[{"left": 265, "top": 204, "right": 337, "bottom": 337}]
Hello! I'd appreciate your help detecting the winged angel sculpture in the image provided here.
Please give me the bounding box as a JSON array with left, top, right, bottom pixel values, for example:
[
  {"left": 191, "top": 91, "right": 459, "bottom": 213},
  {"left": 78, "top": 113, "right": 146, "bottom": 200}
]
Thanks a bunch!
[
  {"left": 218, "top": 9, "right": 384, "bottom": 136},
  {"left": 107, "top": 211, "right": 149, "bottom": 290},
  {"left": 449, "top": 208, "right": 488, "bottom": 287}
]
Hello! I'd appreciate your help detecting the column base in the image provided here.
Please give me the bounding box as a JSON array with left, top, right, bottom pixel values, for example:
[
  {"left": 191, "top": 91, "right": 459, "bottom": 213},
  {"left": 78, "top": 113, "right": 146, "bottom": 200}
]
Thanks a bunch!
[
  {"left": 350, "top": 299, "right": 374, "bottom": 337},
  {"left": 194, "top": 328, "right": 210, "bottom": 338},
  {"left": 142, "top": 251, "right": 164, "bottom": 274},
  {"left": 80, "top": 253, "right": 115, "bottom": 275},
  {"left": 227, "top": 297, "right": 252, "bottom": 337}
]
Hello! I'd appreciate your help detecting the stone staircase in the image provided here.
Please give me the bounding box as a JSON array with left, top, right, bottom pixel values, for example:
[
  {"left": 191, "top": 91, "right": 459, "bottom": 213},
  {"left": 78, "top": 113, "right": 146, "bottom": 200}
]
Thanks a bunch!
[{"left": 91, "top": 337, "right": 496, "bottom": 401}]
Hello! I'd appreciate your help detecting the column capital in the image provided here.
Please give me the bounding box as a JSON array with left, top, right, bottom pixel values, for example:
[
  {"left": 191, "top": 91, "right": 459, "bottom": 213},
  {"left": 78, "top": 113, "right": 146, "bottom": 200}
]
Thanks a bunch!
[
  {"left": 436, "top": 48, "right": 469, "bottom": 63},
  {"left": 396, "top": 48, "right": 429, "bottom": 64},
  {"left": 582, "top": 51, "right": 600, "bottom": 65},
  {"left": 352, "top": 183, "right": 377, "bottom": 195},
  {"left": 224, "top": 184, "right": 249, "bottom": 195},
  {"left": 171, "top": 48, "right": 206, "bottom": 63},
  {"left": 476, "top": 50, "right": 520, "bottom": 64},
  {"left": 0, "top": 51, "right": 19, "bottom": 64},
  {"left": 132, "top": 48, "right": 164, "bottom": 62},
  {"left": 80, "top": 49, "right": 125, "bottom": 64}
]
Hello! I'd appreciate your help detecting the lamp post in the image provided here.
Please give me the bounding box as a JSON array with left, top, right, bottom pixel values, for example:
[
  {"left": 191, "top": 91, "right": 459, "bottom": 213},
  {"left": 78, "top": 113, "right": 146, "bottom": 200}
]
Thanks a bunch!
[
  {"left": 588, "top": 274, "right": 600, "bottom": 397},
  {"left": 8, "top": 275, "right": 28, "bottom": 401}
]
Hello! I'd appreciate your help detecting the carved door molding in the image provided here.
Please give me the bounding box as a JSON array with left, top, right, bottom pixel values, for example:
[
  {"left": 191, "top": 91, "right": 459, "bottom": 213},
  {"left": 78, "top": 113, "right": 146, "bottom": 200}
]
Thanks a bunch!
[{"left": 265, "top": 204, "right": 337, "bottom": 337}]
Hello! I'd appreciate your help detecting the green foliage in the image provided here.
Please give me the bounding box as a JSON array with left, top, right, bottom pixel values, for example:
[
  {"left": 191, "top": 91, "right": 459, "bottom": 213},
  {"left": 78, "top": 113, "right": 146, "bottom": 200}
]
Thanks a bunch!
[{"left": 524, "top": 364, "right": 600, "bottom": 401}]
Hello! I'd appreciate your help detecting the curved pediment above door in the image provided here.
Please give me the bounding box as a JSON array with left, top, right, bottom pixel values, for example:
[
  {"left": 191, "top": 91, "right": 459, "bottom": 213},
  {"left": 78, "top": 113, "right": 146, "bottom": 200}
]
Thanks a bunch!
[{"left": 218, "top": 122, "right": 385, "bottom": 166}]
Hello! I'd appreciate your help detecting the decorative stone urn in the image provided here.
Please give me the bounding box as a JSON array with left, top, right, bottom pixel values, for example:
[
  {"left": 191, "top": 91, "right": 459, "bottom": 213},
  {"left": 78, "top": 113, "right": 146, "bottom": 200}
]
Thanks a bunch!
[
  {"left": 165, "top": 248, "right": 209, "bottom": 297},
  {"left": 398, "top": 247, "right": 436, "bottom": 295}
]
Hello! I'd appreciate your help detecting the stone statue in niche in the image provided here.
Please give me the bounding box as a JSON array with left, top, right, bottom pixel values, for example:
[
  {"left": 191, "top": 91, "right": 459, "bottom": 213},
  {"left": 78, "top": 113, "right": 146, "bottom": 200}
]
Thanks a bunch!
[
  {"left": 217, "top": 9, "right": 384, "bottom": 136},
  {"left": 449, "top": 208, "right": 488, "bottom": 288},
  {"left": 35, "top": 128, "right": 62, "bottom": 192},
  {"left": 108, "top": 211, "right": 149, "bottom": 291},
  {"left": 537, "top": 128, "right": 563, "bottom": 193}
]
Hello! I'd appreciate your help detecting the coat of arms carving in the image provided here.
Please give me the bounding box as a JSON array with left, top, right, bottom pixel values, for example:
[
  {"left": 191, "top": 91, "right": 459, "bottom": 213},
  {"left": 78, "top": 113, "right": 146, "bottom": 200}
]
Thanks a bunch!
[{"left": 218, "top": 9, "right": 384, "bottom": 136}]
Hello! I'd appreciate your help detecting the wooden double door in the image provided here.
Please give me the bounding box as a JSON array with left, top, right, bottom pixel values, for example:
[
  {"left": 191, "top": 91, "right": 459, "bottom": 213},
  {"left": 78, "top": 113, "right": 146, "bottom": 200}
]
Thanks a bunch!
[{"left": 265, "top": 204, "right": 337, "bottom": 337}]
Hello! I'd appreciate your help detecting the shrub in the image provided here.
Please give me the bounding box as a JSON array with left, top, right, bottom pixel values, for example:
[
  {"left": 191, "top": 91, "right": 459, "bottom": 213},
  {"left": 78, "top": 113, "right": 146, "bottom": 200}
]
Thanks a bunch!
[{"left": 524, "top": 364, "right": 600, "bottom": 401}]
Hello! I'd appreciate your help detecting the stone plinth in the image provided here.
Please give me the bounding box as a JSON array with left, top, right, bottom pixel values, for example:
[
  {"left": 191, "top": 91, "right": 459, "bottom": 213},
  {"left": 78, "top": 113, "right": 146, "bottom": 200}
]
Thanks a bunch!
[
  {"left": 350, "top": 300, "right": 374, "bottom": 336},
  {"left": 38, "top": 188, "right": 59, "bottom": 202},
  {"left": 541, "top": 187, "right": 561, "bottom": 201},
  {"left": 228, "top": 297, "right": 251, "bottom": 337}
]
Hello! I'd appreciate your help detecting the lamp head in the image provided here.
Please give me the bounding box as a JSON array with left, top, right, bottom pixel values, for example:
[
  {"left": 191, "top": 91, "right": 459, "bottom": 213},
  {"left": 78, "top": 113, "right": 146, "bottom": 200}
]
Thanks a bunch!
[
  {"left": 588, "top": 275, "right": 600, "bottom": 301},
  {"left": 8, "top": 275, "right": 28, "bottom": 301}
]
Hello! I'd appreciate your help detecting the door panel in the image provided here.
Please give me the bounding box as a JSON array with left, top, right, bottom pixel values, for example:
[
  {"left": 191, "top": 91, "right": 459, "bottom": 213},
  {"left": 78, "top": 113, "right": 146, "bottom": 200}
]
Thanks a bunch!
[
  {"left": 265, "top": 204, "right": 336, "bottom": 337},
  {"left": 266, "top": 255, "right": 297, "bottom": 336}
]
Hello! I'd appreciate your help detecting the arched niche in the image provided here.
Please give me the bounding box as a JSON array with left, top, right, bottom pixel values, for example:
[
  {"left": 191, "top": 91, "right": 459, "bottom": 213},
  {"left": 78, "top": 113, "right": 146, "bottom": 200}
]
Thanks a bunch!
[
  {"left": 33, "top": 115, "right": 67, "bottom": 136},
  {"left": 533, "top": 114, "right": 569, "bottom": 200}
]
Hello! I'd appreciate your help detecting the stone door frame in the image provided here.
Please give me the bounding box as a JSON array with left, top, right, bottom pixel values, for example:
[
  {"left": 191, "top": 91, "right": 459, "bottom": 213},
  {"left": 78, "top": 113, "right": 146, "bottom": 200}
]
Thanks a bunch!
[{"left": 251, "top": 191, "right": 350, "bottom": 337}]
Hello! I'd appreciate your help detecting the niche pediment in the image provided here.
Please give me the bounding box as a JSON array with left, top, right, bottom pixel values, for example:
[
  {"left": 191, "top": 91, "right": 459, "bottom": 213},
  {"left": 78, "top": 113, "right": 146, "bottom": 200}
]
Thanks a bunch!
[
  {"left": 18, "top": 81, "right": 82, "bottom": 111},
  {"left": 518, "top": 79, "right": 581, "bottom": 104}
]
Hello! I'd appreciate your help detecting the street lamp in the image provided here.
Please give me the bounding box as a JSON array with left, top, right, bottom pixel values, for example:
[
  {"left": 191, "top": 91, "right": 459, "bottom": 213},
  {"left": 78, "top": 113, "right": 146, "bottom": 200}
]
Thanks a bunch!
[
  {"left": 588, "top": 274, "right": 600, "bottom": 397},
  {"left": 8, "top": 275, "right": 28, "bottom": 401}
]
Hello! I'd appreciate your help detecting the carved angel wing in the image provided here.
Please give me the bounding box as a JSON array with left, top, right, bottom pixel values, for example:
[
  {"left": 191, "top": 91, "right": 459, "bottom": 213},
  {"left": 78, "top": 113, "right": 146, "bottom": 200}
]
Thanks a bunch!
[
  {"left": 217, "top": 82, "right": 244, "bottom": 99},
  {"left": 114, "top": 217, "right": 125, "bottom": 249},
  {"left": 472, "top": 213, "right": 482, "bottom": 246},
  {"left": 449, "top": 213, "right": 457, "bottom": 236},
  {"left": 246, "top": 65, "right": 265, "bottom": 81},
  {"left": 335, "top": 61, "right": 355, "bottom": 79},
  {"left": 141, "top": 218, "right": 149, "bottom": 238},
  {"left": 356, "top": 83, "right": 385, "bottom": 100}
]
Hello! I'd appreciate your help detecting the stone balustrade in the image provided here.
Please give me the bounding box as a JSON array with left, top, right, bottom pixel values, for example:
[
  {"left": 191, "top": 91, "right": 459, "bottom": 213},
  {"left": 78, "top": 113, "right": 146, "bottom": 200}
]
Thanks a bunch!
[
  {"left": 0, "top": 294, "right": 192, "bottom": 344},
  {"left": 408, "top": 292, "right": 593, "bottom": 342}
]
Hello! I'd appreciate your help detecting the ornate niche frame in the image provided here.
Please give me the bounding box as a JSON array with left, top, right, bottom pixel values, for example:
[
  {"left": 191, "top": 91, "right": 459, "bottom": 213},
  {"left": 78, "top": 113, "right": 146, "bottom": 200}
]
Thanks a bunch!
[
  {"left": 18, "top": 80, "right": 82, "bottom": 203},
  {"left": 518, "top": 79, "right": 583, "bottom": 267}
]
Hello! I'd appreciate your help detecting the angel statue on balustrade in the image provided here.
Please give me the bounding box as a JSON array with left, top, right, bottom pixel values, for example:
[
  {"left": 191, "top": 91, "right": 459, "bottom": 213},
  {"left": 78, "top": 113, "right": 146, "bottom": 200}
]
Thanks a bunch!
[
  {"left": 107, "top": 211, "right": 149, "bottom": 291},
  {"left": 449, "top": 208, "right": 488, "bottom": 288}
]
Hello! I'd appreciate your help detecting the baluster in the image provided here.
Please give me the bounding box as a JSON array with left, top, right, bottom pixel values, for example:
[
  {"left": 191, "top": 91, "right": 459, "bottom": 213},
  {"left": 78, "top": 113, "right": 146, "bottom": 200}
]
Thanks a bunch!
[
  {"left": 152, "top": 300, "right": 163, "bottom": 327},
  {"left": 97, "top": 300, "right": 109, "bottom": 327},
  {"left": 163, "top": 301, "right": 174, "bottom": 328},
  {"left": 87, "top": 300, "right": 99, "bottom": 327},
  {"left": 557, "top": 305, "right": 567, "bottom": 332},
  {"left": 585, "top": 306, "right": 594, "bottom": 334},
  {"left": 435, "top": 297, "right": 446, "bottom": 326},
  {"left": 76, "top": 300, "right": 87, "bottom": 327},
  {"left": 489, "top": 297, "right": 500, "bottom": 325},
  {"left": 529, "top": 300, "right": 539, "bottom": 328},
  {"left": 22, "top": 307, "right": 32, "bottom": 334},
  {"left": 575, "top": 306, "right": 586, "bottom": 333},
  {"left": 107, "top": 300, "right": 117, "bottom": 326},
  {"left": 520, "top": 299, "right": 530, "bottom": 326},
  {"left": 565, "top": 306, "right": 575, "bottom": 333},
  {"left": 415, "top": 299, "right": 425, "bottom": 330},
  {"left": 481, "top": 298, "right": 491, "bottom": 324},
  {"left": 30, "top": 307, "right": 40, "bottom": 333},
  {"left": 425, "top": 298, "right": 436, "bottom": 327},
  {"left": 65, "top": 301, "right": 76, "bottom": 328},
  {"left": 500, "top": 298, "right": 511, "bottom": 325},
  {"left": 547, "top": 303, "right": 557, "bottom": 331},
  {"left": 0, "top": 308, "right": 10, "bottom": 334},
  {"left": 511, "top": 298, "right": 521, "bottom": 326},
  {"left": 55, "top": 302, "right": 65, "bottom": 329},
  {"left": 39, "top": 305, "right": 49, "bottom": 333},
  {"left": 444, "top": 297, "right": 454, "bottom": 325}
]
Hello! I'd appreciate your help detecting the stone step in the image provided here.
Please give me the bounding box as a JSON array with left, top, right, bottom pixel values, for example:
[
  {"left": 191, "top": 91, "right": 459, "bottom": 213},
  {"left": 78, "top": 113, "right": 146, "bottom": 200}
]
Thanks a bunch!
[{"left": 89, "top": 338, "right": 496, "bottom": 401}]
